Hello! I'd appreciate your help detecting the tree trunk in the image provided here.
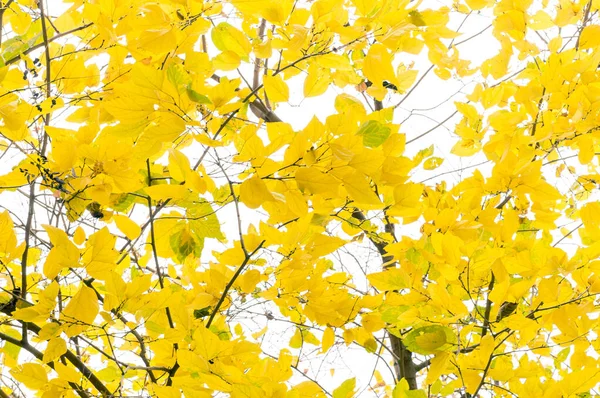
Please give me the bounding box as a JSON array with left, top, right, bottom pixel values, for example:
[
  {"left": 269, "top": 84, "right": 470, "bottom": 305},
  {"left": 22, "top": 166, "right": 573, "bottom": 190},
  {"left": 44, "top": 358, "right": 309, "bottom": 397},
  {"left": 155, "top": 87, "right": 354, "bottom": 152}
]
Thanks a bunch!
[
  {"left": 352, "top": 209, "right": 419, "bottom": 389},
  {"left": 390, "top": 333, "right": 418, "bottom": 389}
]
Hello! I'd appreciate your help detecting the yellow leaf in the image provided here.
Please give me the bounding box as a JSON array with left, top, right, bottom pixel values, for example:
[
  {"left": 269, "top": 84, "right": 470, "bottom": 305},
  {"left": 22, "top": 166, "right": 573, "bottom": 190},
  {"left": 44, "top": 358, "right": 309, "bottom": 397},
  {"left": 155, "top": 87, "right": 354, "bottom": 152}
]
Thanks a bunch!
[
  {"left": 125, "top": 274, "right": 152, "bottom": 299},
  {"left": 43, "top": 224, "right": 80, "bottom": 279},
  {"left": 478, "top": 334, "right": 495, "bottom": 361},
  {"left": 451, "top": 138, "right": 481, "bottom": 157},
  {"left": 579, "top": 25, "right": 600, "bottom": 50},
  {"left": 43, "top": 337, "right": 67, "bottom": 363},
  {"left": 10, "top": 363, "right": 48, "bottom": 390},
  {"left": 264, "top": 74, "right": 289, "bottom": 103},
  {"left": 295, "top": 167, "right": 340, "bottom": 196},
  {"left": 395, "top": 67, "right": 418, "bottom": 93},
  {"left": 73, "top": 226, "right": 86, "bottom": 245},
  {"left": 333, "top": 377, "right": 356, "bottom": 398},
  {"left": 38, "top": 323, "right": 62, "bottom": 341},
  {"left": 548, "top": 36, "right": 562, "bottom": 53},
  {"left": 290, "top": 381, "right": 327, "bottom": 397},
  {"left": 529, "top": 10, "right": 554, "bottom": 30},
  {"left": 62, "top": 284, "right": 99, "bottom": 326},
  {"left": 12, "top": 306, "right": 42, "bottom": 322},
  {"left": 321, "top": 327, "right": 335, "bottom": 353},
  {"left": 391, "top": 183, "right": 423, "bottom": 219},
  {"left": 53, "top": 362, "right": 81, "bottom": 384},
  {"left": 423, "top": 157, "right": 444, "bottom": 170},
  {"left": 340, "top": 171, "right": 381, "bottom": 205},
  {"left": 9, "top": 6, "right": 32, "bottom": 35},
  {"left": 367, "top": 269, "right": 409, "bottom": 291},
  {"left": 168, "top": 149, "right": 191, "bottom": 182},
  {"left": 186, "top": 172, "right": 208, "bottom": 194},
  {"left": 240, "top": 175, "right": 275, "bottom": 209},
  {"left": 414, "top": 330, "right": 446, "bottom": 352},
  {"left": 577, "top": 134, "right": 594, "bottom": 164},
  {"left": 425, "top": 352, "right": 450, "bottom": 384},
  {"left": 252, "top": 326, "right": 268, "bottom": 339},
  {"left": 153, "top": 385, "right": 182, "bottom": 398},
  {"left": 82, "top": 228, "right": 118, "bottom": 280},
  {"left": 284, "top": 190, "right": 308, "bottom": 216},
  {"left": 351, "top": 0, "right": 379, "bottom": 15},
  {"left": 135, "top": 27, "right": 178, "bottom": 55},
  {"left": 193, "top": 325, "right": 225, "bottom": 361},
  {"left": 238, "top": 269, "right": 261, "bottom": 293},
  {"left": 289, "top": 328, "right": 303, "bottom": 348},
  {"left": 0, "top": 210, "right": 17, "bottom": 260},
  {"left": 304, "top": 65, "right": 331, "bottom": 97},
  {"left": 212, "top": 22, "right": 252, "bottom": 61},
  {"left": 363, "top": 44, "right": 395, "bottom": 87},
  {"left": 307, "top": 234, "right": 346, "bottom": 257},
  {"left": 213, "top": 50, "right": 241, "bottom": 71},
  {"left": 113, "top": 214, "right": 142, "bottom": 240},
  {"left": 465, "top": 0, "right": 493, "bottom": 10}
]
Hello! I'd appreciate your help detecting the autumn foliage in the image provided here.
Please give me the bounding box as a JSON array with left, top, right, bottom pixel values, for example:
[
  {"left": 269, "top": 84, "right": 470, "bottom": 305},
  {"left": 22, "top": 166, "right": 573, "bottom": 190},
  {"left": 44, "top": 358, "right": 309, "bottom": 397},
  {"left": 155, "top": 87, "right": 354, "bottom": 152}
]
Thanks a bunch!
[{"left": 1, "top": 0, "right": 600, "bottom": 396}]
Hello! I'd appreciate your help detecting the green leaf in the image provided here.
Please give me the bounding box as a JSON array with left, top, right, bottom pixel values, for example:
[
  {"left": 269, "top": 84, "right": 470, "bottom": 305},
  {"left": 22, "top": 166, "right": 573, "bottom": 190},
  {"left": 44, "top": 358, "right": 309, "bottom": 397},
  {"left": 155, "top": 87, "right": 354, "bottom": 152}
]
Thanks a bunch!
[
  {"left": 0, "top": 20, "right": 42, "bottom": 66},
  {"left": 333, "top": 377, "right": 356, "bottom": 398},
  {"left": 406, "top": 248, "right": 423, "bottom": 265},
  {"left": 554, "top": 347, "right": 570, "bottom": 367},
  {"left": 186, "top": 85, "right": 212, "bottom": 104},
  {"left": 364, "top": 338, "right": 377, "bottom": 353},
  {"left": 211, "top": 22, "right": 252, "bottom": 61},
  {"left": 110, "top": 193, "right": 135, "bottom": 213},
  {"left": 414, "top": 145, "right": 434, "bottom": 164},
  {"left": 188, "top": 201, "right": 225, "bottom": 241},
  {"left": 403, "top": 325, "right": 457, "bottom": 355},
  {"left": 356, "top": 120, "right": 391, "bottom": 148},
  {"left": 381, "top": 306, "right": 410, "bottom": 323},
  {"left": 193, "top": 307, "right": 212, "bottom": 319},
  {"left": 167, "top": 64, "right": 191, "bottom": 94},
  {"left": 169, "top": 228, "right": 201, "bottom": 262},
  {"left": 409, "top": 10, "right": 426, "bottom": 26},
  {"left": 393, "top": 379, "right": 427, "bottom": 398}
]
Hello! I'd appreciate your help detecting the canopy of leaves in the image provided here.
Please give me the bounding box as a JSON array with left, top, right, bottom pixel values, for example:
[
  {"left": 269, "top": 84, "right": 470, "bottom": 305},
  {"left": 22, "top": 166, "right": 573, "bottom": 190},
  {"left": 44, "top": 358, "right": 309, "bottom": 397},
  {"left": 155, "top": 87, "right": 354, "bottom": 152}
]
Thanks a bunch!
[{"left": 0, "top": 0, "right": 600, "bottom": 397}]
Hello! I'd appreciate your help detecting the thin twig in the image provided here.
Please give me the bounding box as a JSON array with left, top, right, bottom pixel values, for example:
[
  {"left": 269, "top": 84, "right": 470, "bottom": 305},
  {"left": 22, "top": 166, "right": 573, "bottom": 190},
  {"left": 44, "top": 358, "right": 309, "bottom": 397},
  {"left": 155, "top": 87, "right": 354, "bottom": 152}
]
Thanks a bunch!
[
  {"left": 406, "top": 110, "right": 458, "bottom": 144},
  {"left": 553, "top": 222, "right": 583, "bottom": 247}
]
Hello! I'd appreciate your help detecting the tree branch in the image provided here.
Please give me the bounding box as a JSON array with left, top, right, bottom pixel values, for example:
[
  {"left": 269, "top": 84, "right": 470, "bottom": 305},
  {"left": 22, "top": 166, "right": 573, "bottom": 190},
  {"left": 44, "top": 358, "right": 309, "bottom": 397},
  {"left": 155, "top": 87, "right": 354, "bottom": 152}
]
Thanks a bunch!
[
  {"left": 0, "top": 0, "right": 15, "bottom": 48},
  {"left": 481, "top": 273, "right": 495, "bottom": 338},
  {"left": 19, "top": 180, "right": 35, "bottom": 344},
  {"left": 165, "top": 241, "right": 265, "bottom": 386},
  {"left": 4, "top": 23, "right": 94, "bottom": 66},
  {"left": 0, "top": 326, "right": 107, "bottom": 398},
  {"left": 575, "top": 0, "right": 593, "bottom": 50},
  {"left": 38, "top": 0, "right": 53, "bottom": 155}
]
